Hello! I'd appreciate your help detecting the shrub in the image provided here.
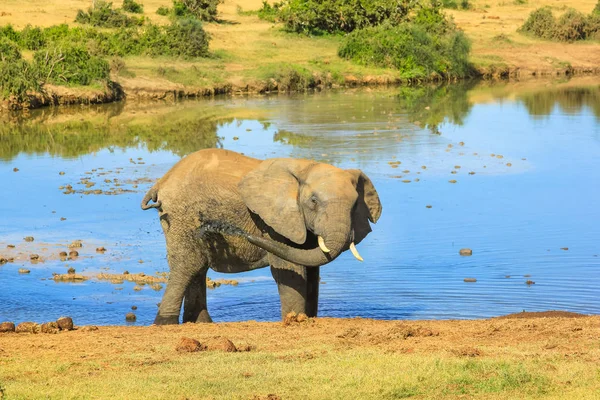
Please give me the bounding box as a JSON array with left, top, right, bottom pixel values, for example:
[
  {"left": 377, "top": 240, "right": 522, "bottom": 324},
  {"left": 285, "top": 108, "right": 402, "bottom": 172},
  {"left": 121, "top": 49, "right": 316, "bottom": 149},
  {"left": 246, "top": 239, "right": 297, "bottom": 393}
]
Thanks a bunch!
[
  {"left": 555, "top": 9, "right": 588, "bottom": 42},
  {"left": 75, "top": 0, "right": 144, "bottom": 27},
  {"left": 0, "top": 37, "right": 22, "bottom": 62},
  {"left": 441, "top": 0, "right": 471, "bottom": 10},
  {"left": 0, "top": 59, "right": 40, "bottom": 102},
  {"left": 277, "top": 0, "right": 417, "bottom": 35},
  {"left": 268, "top": 64, "right": 315, "bottom": 91},
  {"left": 594, "top": 1, "right": 600, "bottom": 15},
  {"left": 0, "top": 25, "right": 20, "bottom": 42},
  {"left": 338, "top": 21, "right": 473, "bottom": 80},
  {"left": 33, "top": 44, "right": 110, "bottom": 86},
  {"left": 156, "top": 6, "right": 170, "bottom": 15},
  {"left": 587, "top": 13, "right": 600, "bottom": 39},
  {"left": 122, "top": 0, "right": 144, "bottom": 13},
  {"left": 519, "top": 7, "right": 556, "bottom": 39},
  {"left": 519, "top": 6, "right": 600, "bottom": 41},
  {"left": 413, "top": 4, "right": 455, "bottom": 34},
  {"left": 163, "top": 18, "right": 210, "bottom": 57},
  {"left": 172, "top": 0, "right": 221, "bottom": 22},
  {"left": 19, "top": 25, "right": 46, "bottom": 50},
  {"left": 257, "top": 0, "right": 282, "bottom": 22}
]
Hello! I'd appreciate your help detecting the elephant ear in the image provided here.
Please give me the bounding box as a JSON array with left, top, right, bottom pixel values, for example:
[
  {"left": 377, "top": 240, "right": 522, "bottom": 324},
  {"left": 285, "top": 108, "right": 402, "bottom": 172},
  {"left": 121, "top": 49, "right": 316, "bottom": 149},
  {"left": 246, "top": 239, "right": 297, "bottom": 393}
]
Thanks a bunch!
[
  {"left": 238, "top": 158, "right": 313, "bottom": 245},
  {"left": 347, "top": 169, "right": 382, "bottom": 245},
  {"left": 348, "top": 169, "right": 382, "bottom": 223}
]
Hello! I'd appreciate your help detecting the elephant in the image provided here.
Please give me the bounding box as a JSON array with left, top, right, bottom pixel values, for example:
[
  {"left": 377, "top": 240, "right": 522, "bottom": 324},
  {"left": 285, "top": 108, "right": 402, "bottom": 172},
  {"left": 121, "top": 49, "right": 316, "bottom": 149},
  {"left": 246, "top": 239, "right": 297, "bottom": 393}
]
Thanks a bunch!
[{"left": 141, "top": 148, "right": 381, "bottom": 324}]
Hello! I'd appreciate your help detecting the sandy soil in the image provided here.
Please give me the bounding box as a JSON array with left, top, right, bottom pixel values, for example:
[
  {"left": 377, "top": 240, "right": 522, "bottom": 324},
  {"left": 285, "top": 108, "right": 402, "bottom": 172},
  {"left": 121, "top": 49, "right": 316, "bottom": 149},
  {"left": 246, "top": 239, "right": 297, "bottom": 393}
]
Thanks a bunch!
[{"left": 2, "top": 311, "right": 597, "bottom": 358}]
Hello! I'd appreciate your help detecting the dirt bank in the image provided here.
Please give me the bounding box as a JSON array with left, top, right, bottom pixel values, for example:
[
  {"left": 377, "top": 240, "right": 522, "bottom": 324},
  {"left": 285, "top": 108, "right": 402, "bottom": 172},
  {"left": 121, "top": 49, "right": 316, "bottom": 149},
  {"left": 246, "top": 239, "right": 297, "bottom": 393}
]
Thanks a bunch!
[{"left": 1, "top": 313, "right": 598, "bottom": 399}]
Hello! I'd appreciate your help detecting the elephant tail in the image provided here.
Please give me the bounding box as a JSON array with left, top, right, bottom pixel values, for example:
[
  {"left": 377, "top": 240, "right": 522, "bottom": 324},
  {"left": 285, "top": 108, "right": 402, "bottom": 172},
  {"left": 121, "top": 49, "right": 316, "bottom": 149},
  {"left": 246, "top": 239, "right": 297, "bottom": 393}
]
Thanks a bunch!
[{"left": 141, "top": 185, "right": 162, "bottom": 210}]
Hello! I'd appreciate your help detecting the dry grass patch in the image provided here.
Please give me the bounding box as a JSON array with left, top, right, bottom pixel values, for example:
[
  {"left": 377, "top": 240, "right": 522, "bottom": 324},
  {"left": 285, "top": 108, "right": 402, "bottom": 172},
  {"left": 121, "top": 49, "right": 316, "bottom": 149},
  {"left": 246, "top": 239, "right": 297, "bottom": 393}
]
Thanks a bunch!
[{"left": 0, "top": 316, "right": 599, "bottom": 399}]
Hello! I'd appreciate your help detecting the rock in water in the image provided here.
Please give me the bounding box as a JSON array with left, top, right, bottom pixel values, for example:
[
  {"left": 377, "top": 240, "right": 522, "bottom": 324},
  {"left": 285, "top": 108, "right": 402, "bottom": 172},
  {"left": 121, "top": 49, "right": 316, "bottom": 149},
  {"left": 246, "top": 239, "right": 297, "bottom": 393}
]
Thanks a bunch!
[{"left": 459, "top": 248, "right": 473, "bottom": 256}]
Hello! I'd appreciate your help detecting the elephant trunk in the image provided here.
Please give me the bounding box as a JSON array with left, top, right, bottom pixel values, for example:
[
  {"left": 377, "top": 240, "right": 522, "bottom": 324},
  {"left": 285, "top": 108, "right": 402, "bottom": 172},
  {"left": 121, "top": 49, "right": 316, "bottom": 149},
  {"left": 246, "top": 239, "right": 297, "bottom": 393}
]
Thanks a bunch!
[{"left": 245, "top": 230, "right": 348, "bottom": 267}]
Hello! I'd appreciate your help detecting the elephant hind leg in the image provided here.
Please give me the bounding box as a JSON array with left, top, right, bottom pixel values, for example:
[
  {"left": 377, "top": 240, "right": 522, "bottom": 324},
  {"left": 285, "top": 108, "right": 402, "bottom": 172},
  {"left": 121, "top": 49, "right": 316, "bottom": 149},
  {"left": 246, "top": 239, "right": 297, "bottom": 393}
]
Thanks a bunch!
[
  {"left": 183, "top": 269, "right": 213, "bottom": 323},
  {"left": 154, "top": 228, "right": 208, "bottom": 325}
]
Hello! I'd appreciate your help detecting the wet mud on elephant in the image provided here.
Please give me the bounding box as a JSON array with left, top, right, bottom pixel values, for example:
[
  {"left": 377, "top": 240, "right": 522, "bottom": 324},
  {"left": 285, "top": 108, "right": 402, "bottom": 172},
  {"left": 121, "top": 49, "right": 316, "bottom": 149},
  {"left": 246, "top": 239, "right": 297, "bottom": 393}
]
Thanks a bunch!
[{"left": 141, "top": 149, "right": 381, "bottom": 324}]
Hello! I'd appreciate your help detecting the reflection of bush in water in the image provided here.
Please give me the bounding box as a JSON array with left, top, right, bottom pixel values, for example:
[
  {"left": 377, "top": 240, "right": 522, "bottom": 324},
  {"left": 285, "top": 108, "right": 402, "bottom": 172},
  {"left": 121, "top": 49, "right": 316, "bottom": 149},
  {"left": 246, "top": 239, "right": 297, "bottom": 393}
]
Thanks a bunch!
[
  {"left": 396, "top": 82, "right": 476, "bottom": 134},
  {"left": 518, "top": 87, "right": 600, "bottom": 119},
  {"left": 0, "top": 107, "right": 226, "bottom": 161},
  {"left": 273, "top": 83, "right": 475, "bottom": 164}
]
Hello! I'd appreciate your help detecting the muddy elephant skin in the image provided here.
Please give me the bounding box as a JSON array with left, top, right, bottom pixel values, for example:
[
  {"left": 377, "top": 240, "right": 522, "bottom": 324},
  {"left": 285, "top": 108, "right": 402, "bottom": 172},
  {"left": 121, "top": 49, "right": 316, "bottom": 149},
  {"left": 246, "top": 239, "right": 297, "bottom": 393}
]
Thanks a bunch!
[{"left": 141, "top": 149, "right": 381, "bottom": 324}]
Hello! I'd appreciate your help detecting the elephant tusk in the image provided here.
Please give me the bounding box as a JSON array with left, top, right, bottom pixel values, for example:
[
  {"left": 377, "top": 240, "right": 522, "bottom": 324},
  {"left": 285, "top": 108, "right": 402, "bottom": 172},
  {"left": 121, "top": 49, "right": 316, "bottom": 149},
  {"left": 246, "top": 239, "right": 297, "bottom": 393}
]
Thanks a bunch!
[
  {"left": 349, "top": 242, "right": 363, "bottom": 262},
  {"left": 318, "top": 236, "right": 330, "bottom": 253}
]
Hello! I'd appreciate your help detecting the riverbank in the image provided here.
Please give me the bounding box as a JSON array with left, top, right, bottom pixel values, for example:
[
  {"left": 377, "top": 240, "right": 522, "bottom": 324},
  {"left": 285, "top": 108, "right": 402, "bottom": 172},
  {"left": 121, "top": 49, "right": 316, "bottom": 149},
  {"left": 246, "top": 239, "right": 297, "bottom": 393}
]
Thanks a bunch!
[
  {"left": 0, "top": 313, "right": 598, "bottom": 399},
  {"left": 1, "top": 0, "right": 600, "bottom": 109}
]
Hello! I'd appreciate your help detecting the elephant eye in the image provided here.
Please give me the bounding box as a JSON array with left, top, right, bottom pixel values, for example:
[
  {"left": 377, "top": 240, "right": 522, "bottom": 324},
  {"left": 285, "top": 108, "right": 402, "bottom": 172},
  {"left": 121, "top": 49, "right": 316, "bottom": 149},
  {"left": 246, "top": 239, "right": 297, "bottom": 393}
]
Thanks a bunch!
[{"left": 310, "top": 195, "right": 318, "bottom": 205}]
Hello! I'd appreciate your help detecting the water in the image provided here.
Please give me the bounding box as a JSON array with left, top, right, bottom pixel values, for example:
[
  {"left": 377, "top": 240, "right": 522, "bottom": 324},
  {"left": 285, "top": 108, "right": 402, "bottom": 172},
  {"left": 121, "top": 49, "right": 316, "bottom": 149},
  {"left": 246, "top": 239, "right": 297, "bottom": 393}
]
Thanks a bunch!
[{"left": 1, "top": 79, "right": 599, "bottom": 325}]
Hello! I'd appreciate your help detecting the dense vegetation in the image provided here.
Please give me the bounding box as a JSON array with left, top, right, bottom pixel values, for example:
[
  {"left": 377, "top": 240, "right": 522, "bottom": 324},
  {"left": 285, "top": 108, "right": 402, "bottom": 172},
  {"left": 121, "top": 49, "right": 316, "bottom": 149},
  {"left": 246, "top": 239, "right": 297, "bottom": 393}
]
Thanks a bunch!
[
  {"left": 519, "top": 5, "right": 600, "bottom": 41},
  {"left": 275, "top": 0, "right": 416, "bottom": 35},
  {"left": 0, "top": 0, "right": 212, "bottom": 105},
  {"left": 255, "top": 0, "right": 474, "bottom": 79},
  {"left": 75, "top": 0, "right": 145, "bottom": 27},
  {"left": 338, "top": 4, "right": 474, "bottom": 79},
  {"left": 440, "top": 0, "right": 471, "bottom": 10},
  {"left": 122, "top": 0, "right": 144, "bottom": 14},
  {"left": 155, "top": 0, "right": 222, "bottom": 22}
]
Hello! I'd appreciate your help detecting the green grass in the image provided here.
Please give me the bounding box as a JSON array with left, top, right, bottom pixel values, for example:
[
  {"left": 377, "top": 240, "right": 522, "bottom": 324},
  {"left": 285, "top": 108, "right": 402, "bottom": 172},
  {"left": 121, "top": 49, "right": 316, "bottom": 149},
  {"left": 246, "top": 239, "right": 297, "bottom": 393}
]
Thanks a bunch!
[{"left": 2, "top": 348, "right": 598, "bottom": 399}]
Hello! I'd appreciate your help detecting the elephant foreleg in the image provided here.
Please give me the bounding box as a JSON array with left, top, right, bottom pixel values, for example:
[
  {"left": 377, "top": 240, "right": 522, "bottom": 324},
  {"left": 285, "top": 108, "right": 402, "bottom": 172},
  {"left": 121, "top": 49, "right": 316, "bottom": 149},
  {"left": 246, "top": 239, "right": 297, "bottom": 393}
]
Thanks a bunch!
[
  {"left": 183, "top": 269, "right": 212, "bottom": 323},
  {"left": 270, "top": 256, "right": 320, "bottom": 319}
]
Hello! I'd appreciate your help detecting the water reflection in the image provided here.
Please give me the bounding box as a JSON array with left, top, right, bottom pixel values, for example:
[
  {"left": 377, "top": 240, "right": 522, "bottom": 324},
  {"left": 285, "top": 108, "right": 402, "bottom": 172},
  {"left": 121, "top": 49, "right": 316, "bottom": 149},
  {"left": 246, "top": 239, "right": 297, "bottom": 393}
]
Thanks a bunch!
[
  {"left": 0, "top": 103, "right": 226, "bottom": 161},
  {"left": 1, "top": 81, "right": 599, "bottom": 163},
  {"left": 396, "top": 82, "right": 476, "bottom": 134},
  {"left": 517, "top": 86, "right": 600, "bottom": 119}
]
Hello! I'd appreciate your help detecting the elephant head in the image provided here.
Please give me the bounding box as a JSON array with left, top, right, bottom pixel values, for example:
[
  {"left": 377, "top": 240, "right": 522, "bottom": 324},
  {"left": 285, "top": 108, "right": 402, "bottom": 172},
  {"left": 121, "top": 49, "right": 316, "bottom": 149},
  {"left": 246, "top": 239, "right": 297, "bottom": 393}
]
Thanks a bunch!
[{"left": 236, "top": 158, "right": 381, "bottom": 266}]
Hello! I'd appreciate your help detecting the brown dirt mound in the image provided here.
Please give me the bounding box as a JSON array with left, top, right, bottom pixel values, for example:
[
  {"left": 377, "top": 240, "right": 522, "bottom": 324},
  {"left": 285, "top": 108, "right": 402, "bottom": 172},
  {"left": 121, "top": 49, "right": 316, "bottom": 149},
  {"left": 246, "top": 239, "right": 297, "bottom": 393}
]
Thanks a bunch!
[
  {"left": 176, "top": 337, "right": 206, "bottom": 353},
  {"left": 496, "top": 310, "right": 588, "bottom": 319}
]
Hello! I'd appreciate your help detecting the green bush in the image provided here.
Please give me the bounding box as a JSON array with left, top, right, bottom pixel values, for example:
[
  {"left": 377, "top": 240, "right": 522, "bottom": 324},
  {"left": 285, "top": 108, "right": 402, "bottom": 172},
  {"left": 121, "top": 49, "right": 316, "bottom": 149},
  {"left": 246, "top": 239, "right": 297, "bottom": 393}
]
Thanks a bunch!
[
  {"left": 172, "top": 0, "right": 221, "bottom": 22},
  {"left": 519, "top": 6, "right": 600, "bottom": 41},
  {"left": 19, "top": 25, "right": 46, "bottom": 50},
  {"left": 555, "top": 9, "right": 589, "bottom": 42},
  {"left": 0, "top": 60, "right": 40, "bottom": 102},
  {"left": 441, "top": 0, "right": 471, "bottom": 10},
  {"left": 519, "top": 7, "right": 556, "bottom": 39},
  {"left": 0, "top": 25, "right": 20, "bottom": 42},
  {"left": 122, "top": 0, "right": 144, "bottom": 13},
  {"left": 277, "top": 0, "right": 417, "bottom": 35},
  {"left": 413, "top": 4, "right": 455, "bottom": 34},
  {"left": 587, "top": 13, "right": 600, "bottom": 39},
  {"left": 594, "top": 1, "right": 600, "bottom": 15},
  {"left": 338, "top": 21, "right": 473, "bottom": 80},
  {"left": 0, "top": 37, "right": 22, "bottom": 62},
  {"left": 163, "top": 18, "right": 210, "bottom": 57},
  {"left": 75, "top": 0, "right": 144, "bottom": 27},
  {"left": 156, "top": 6, "right": 170, "bottom": 15},
  {"left": 33, "top": 44, "right": 110, "bottom": 86},
  {"left": 257, "top": 0, "right": 283, "bottom": 22}
]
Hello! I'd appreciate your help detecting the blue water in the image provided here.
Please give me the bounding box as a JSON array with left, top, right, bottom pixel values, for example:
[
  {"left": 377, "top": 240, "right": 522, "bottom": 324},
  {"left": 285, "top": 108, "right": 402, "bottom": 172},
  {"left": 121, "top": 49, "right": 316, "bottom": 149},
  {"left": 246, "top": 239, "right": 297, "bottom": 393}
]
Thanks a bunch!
[{"left": 1, "top": 81, "right": 599, "bottom": 325}]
